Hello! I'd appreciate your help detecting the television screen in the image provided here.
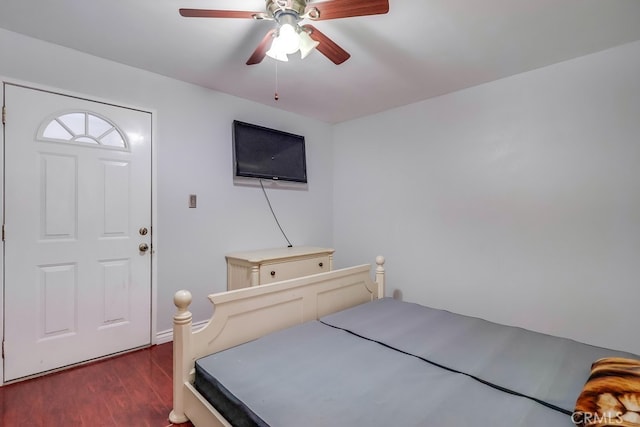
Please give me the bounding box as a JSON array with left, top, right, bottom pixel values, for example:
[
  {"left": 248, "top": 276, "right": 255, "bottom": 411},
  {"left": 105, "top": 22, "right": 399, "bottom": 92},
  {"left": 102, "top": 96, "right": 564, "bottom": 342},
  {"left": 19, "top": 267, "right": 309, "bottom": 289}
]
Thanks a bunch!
[{"left": 233, "top": 120, "right": 307, "bottom": 183}]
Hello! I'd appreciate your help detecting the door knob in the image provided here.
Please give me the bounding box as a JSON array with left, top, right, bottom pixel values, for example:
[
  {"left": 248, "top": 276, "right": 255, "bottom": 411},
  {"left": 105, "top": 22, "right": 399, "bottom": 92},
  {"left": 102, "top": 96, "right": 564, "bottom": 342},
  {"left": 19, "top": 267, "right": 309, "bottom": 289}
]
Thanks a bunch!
[{"left": 139, "top": 243, "right": 149, "bottom": 253}]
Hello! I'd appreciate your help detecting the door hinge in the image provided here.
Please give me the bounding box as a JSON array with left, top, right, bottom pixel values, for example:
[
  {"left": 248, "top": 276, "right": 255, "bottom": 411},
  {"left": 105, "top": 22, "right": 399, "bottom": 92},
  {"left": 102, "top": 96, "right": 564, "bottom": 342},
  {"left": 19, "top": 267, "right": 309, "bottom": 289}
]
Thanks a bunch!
[
  {"left": 2, "top": 224, "right": 4, "bottom": 241},
  {"left": 2, "top": 341, "right": 4, "bottom": 359},
  {"left": 2, "top": 105, "right": 5, "bottom": 125}
]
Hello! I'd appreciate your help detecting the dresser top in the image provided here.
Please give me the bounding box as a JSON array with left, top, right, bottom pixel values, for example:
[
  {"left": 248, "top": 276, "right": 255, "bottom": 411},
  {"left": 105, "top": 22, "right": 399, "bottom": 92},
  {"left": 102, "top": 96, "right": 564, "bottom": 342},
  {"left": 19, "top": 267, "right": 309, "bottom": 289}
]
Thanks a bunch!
[{"left": 225, "top": 246, "right": 334, "bottom": 263}]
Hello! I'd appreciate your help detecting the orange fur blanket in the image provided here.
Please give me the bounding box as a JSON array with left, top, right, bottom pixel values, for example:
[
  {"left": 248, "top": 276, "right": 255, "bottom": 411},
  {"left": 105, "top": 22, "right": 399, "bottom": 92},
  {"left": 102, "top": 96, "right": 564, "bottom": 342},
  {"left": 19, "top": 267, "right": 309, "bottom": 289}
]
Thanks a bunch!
[{"left": 574, "top": 357, "right": 640, "bottom": 427}]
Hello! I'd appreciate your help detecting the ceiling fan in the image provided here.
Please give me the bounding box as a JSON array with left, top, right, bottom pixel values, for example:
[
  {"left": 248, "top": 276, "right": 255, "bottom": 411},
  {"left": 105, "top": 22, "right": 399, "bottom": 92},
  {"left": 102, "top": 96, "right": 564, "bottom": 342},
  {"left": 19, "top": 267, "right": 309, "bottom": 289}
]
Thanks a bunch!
[{"left": 179, "top": 0, "right": 389, "bottom": 65}]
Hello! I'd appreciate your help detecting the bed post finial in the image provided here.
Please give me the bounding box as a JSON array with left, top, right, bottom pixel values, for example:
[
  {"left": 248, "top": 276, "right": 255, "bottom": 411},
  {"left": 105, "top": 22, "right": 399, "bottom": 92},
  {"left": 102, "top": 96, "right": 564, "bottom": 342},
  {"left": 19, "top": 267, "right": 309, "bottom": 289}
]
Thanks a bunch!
[
  {"left": 375, "top": 256, "right": 385, "bottom": 298},
  {"left": 169, "top": 290, "right": 193, "bottom": 424},
  {"left": 174, "top": 289, "right": 192, "bottom": 315}
]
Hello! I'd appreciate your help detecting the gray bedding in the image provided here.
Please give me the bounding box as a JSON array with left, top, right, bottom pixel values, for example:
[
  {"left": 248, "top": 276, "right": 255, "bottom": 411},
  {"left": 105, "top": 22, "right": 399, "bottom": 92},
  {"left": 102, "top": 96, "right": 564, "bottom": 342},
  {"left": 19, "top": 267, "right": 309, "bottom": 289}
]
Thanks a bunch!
[{"left": 194, "top": 298, "right": 637, "bottom": 426}]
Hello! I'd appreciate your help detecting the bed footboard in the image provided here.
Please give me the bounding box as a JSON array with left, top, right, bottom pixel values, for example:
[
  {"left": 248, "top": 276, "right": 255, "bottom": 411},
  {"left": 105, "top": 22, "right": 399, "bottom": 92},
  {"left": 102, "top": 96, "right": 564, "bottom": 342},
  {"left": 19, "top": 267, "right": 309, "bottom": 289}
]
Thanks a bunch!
[{"left": 169, "top": 256, "right": 385, "bottom": 425}]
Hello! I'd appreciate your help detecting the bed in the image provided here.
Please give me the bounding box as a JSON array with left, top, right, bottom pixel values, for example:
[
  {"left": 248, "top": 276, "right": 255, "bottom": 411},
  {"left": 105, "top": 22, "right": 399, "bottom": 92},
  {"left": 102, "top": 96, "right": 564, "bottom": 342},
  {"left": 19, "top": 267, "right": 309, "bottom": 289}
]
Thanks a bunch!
[{"left": 169, "top": 256, "right": 640, "bottom": 426}]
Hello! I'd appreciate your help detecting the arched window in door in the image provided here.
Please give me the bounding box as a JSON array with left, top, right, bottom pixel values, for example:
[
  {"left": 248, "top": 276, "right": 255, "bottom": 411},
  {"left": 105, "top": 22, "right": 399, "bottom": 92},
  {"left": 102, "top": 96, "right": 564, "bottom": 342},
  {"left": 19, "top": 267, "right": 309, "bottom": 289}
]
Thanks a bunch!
[{"left": 38, "top": 111, "right": 128, "bottom": 150}]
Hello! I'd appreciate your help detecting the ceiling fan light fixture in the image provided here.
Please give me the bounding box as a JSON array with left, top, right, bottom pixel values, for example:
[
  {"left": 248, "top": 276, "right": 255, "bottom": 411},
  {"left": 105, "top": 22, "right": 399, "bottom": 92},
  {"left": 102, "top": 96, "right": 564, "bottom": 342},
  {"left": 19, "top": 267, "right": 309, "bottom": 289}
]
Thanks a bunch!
[
  {"left": 265, "top": 12, "right": 302, "bottom": 62},
  {"left": 266, "top": 36, "right": 290, "bottom": 62},
  {"left": 277, "top": 23, "right": 301, "bottom": 54},
  {"left": 298, "top": 30, "right": 319, "bottom": 59}
]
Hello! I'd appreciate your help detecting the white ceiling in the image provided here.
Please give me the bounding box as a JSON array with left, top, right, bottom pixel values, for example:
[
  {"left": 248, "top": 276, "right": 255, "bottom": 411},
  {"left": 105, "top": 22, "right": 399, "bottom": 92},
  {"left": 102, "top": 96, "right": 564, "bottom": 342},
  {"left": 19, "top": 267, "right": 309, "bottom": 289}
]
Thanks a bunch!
[{"left": 1, "top": 0, "right": 640, "bottom": 123}]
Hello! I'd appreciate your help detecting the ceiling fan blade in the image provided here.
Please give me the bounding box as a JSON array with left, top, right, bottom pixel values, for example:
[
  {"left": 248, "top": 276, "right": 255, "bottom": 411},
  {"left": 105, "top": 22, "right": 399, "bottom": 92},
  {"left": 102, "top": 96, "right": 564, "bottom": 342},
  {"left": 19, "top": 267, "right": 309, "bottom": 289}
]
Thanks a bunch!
[
  {"left": 302, "top": 25, "right": 350, "bottom": 65},
  {"left": 179, "top": 9, "right": 258, "bottom": 19},
  {"left": 246, "top": 29, "right": 276, "bottom": 65},
  {"left": 308, "top": 0, "right": 389, "bottom": 21}
]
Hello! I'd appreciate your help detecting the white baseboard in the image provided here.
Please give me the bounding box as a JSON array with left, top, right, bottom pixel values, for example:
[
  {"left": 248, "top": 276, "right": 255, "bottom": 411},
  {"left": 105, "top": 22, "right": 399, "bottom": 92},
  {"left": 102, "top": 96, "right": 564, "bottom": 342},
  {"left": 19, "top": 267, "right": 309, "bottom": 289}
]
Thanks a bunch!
[{"left": 155, "top": 319, "right": 209, "bottom": 344}]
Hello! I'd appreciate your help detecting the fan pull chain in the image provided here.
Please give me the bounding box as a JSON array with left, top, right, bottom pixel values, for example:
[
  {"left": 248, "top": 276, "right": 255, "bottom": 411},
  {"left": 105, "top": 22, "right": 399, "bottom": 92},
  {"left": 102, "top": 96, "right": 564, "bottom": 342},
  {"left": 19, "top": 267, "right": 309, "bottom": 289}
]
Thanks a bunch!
[{"left": 274, "top": 60, "right": 279, "bottom": 101}]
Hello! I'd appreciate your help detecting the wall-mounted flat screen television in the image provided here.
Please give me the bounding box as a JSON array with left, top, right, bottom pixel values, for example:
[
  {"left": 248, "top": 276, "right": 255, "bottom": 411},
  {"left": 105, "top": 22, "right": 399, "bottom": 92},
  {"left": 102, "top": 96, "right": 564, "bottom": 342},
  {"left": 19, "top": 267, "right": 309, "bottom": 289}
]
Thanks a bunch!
[{"left": 233, "top": 120, "right": 307, "bottom": 183}]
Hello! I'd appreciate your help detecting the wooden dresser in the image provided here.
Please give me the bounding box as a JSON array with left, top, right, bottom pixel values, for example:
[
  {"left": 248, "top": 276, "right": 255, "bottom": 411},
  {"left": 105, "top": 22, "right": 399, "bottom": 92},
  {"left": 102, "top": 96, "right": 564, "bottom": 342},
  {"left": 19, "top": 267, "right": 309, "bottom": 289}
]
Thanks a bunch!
[{"left": 226, "top": 246, "right": 335, "bottom": 291}]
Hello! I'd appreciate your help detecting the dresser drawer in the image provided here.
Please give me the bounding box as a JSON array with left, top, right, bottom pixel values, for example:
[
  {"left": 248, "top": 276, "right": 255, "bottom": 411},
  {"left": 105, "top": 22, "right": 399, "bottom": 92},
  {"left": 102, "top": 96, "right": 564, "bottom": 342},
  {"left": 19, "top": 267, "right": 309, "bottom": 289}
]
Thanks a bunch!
[{"left": 259, "top": 255, "right": 330, "bottom": 285}]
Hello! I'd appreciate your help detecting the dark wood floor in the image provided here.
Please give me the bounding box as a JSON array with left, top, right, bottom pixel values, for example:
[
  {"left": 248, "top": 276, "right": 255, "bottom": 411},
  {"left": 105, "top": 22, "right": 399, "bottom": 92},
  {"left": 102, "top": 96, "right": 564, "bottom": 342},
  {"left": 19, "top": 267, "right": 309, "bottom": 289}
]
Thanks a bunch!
[{"left": 0, "top": 343, "right": 194, "bottom": 427}]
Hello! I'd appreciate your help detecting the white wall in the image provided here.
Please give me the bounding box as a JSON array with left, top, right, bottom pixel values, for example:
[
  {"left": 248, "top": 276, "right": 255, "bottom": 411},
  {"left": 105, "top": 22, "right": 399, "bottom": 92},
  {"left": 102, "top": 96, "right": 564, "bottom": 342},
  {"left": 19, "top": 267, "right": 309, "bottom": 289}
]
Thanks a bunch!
[
  {"left": 3, "top": 26, "right": 639, "bottom": 357},
  {"left": 333, "top": 40, "right": 640, "bottom": 354},
  {"left": 0, "top": 28, "right": 334, "bottom": 334}
]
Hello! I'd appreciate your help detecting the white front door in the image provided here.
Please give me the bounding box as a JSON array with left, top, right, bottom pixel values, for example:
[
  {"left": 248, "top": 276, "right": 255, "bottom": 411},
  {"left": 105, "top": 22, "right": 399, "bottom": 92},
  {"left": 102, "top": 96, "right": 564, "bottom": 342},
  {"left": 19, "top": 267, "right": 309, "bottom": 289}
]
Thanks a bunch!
[{"left": 3, "top": 84, "right": 152, "bottom": 382}]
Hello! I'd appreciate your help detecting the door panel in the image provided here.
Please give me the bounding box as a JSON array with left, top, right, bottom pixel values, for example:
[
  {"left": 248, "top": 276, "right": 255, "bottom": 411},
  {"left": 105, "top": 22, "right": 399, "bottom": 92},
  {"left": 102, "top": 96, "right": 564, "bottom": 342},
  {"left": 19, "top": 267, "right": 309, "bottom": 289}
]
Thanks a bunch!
[{"left": 3, "top": 84, "right": 152, "bottom": 381}]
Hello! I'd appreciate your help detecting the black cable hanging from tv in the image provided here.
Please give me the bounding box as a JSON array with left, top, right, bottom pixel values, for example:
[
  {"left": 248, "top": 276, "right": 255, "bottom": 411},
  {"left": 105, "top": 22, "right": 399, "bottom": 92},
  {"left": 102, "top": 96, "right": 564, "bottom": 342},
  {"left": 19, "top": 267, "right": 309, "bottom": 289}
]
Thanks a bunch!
[{"left": 260, "top": 179, "right": 293, "bottom": 247}]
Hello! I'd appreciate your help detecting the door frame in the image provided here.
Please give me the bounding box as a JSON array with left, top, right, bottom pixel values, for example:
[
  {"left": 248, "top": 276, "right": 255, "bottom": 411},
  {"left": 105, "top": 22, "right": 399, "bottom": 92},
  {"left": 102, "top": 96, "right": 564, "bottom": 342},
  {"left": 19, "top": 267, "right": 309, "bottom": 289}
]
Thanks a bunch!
[{"left": 0, "top": 77, "right": 159, "bottom": 385}]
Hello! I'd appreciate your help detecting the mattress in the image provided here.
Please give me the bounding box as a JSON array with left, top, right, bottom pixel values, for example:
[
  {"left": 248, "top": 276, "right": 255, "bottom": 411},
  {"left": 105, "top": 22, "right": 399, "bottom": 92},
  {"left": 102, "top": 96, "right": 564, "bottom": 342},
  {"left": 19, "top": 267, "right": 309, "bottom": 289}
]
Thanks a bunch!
[
  {"left": 321, "top": 298, "right": 640, "bottom": 415},
  {"left": 194, "top": 298, "right": 617, "bottom": 426}
]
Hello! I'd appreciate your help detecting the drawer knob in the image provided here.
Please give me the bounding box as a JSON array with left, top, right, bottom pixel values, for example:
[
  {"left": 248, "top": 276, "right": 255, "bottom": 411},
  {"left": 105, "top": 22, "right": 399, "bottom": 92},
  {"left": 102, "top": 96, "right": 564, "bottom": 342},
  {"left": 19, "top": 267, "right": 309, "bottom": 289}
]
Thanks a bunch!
[
  {"left": 270, "top": 271, "right": 276, "bottom": 277},
  {"left": 318, "top": 262, "right": 324, "bottom": 268}
]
